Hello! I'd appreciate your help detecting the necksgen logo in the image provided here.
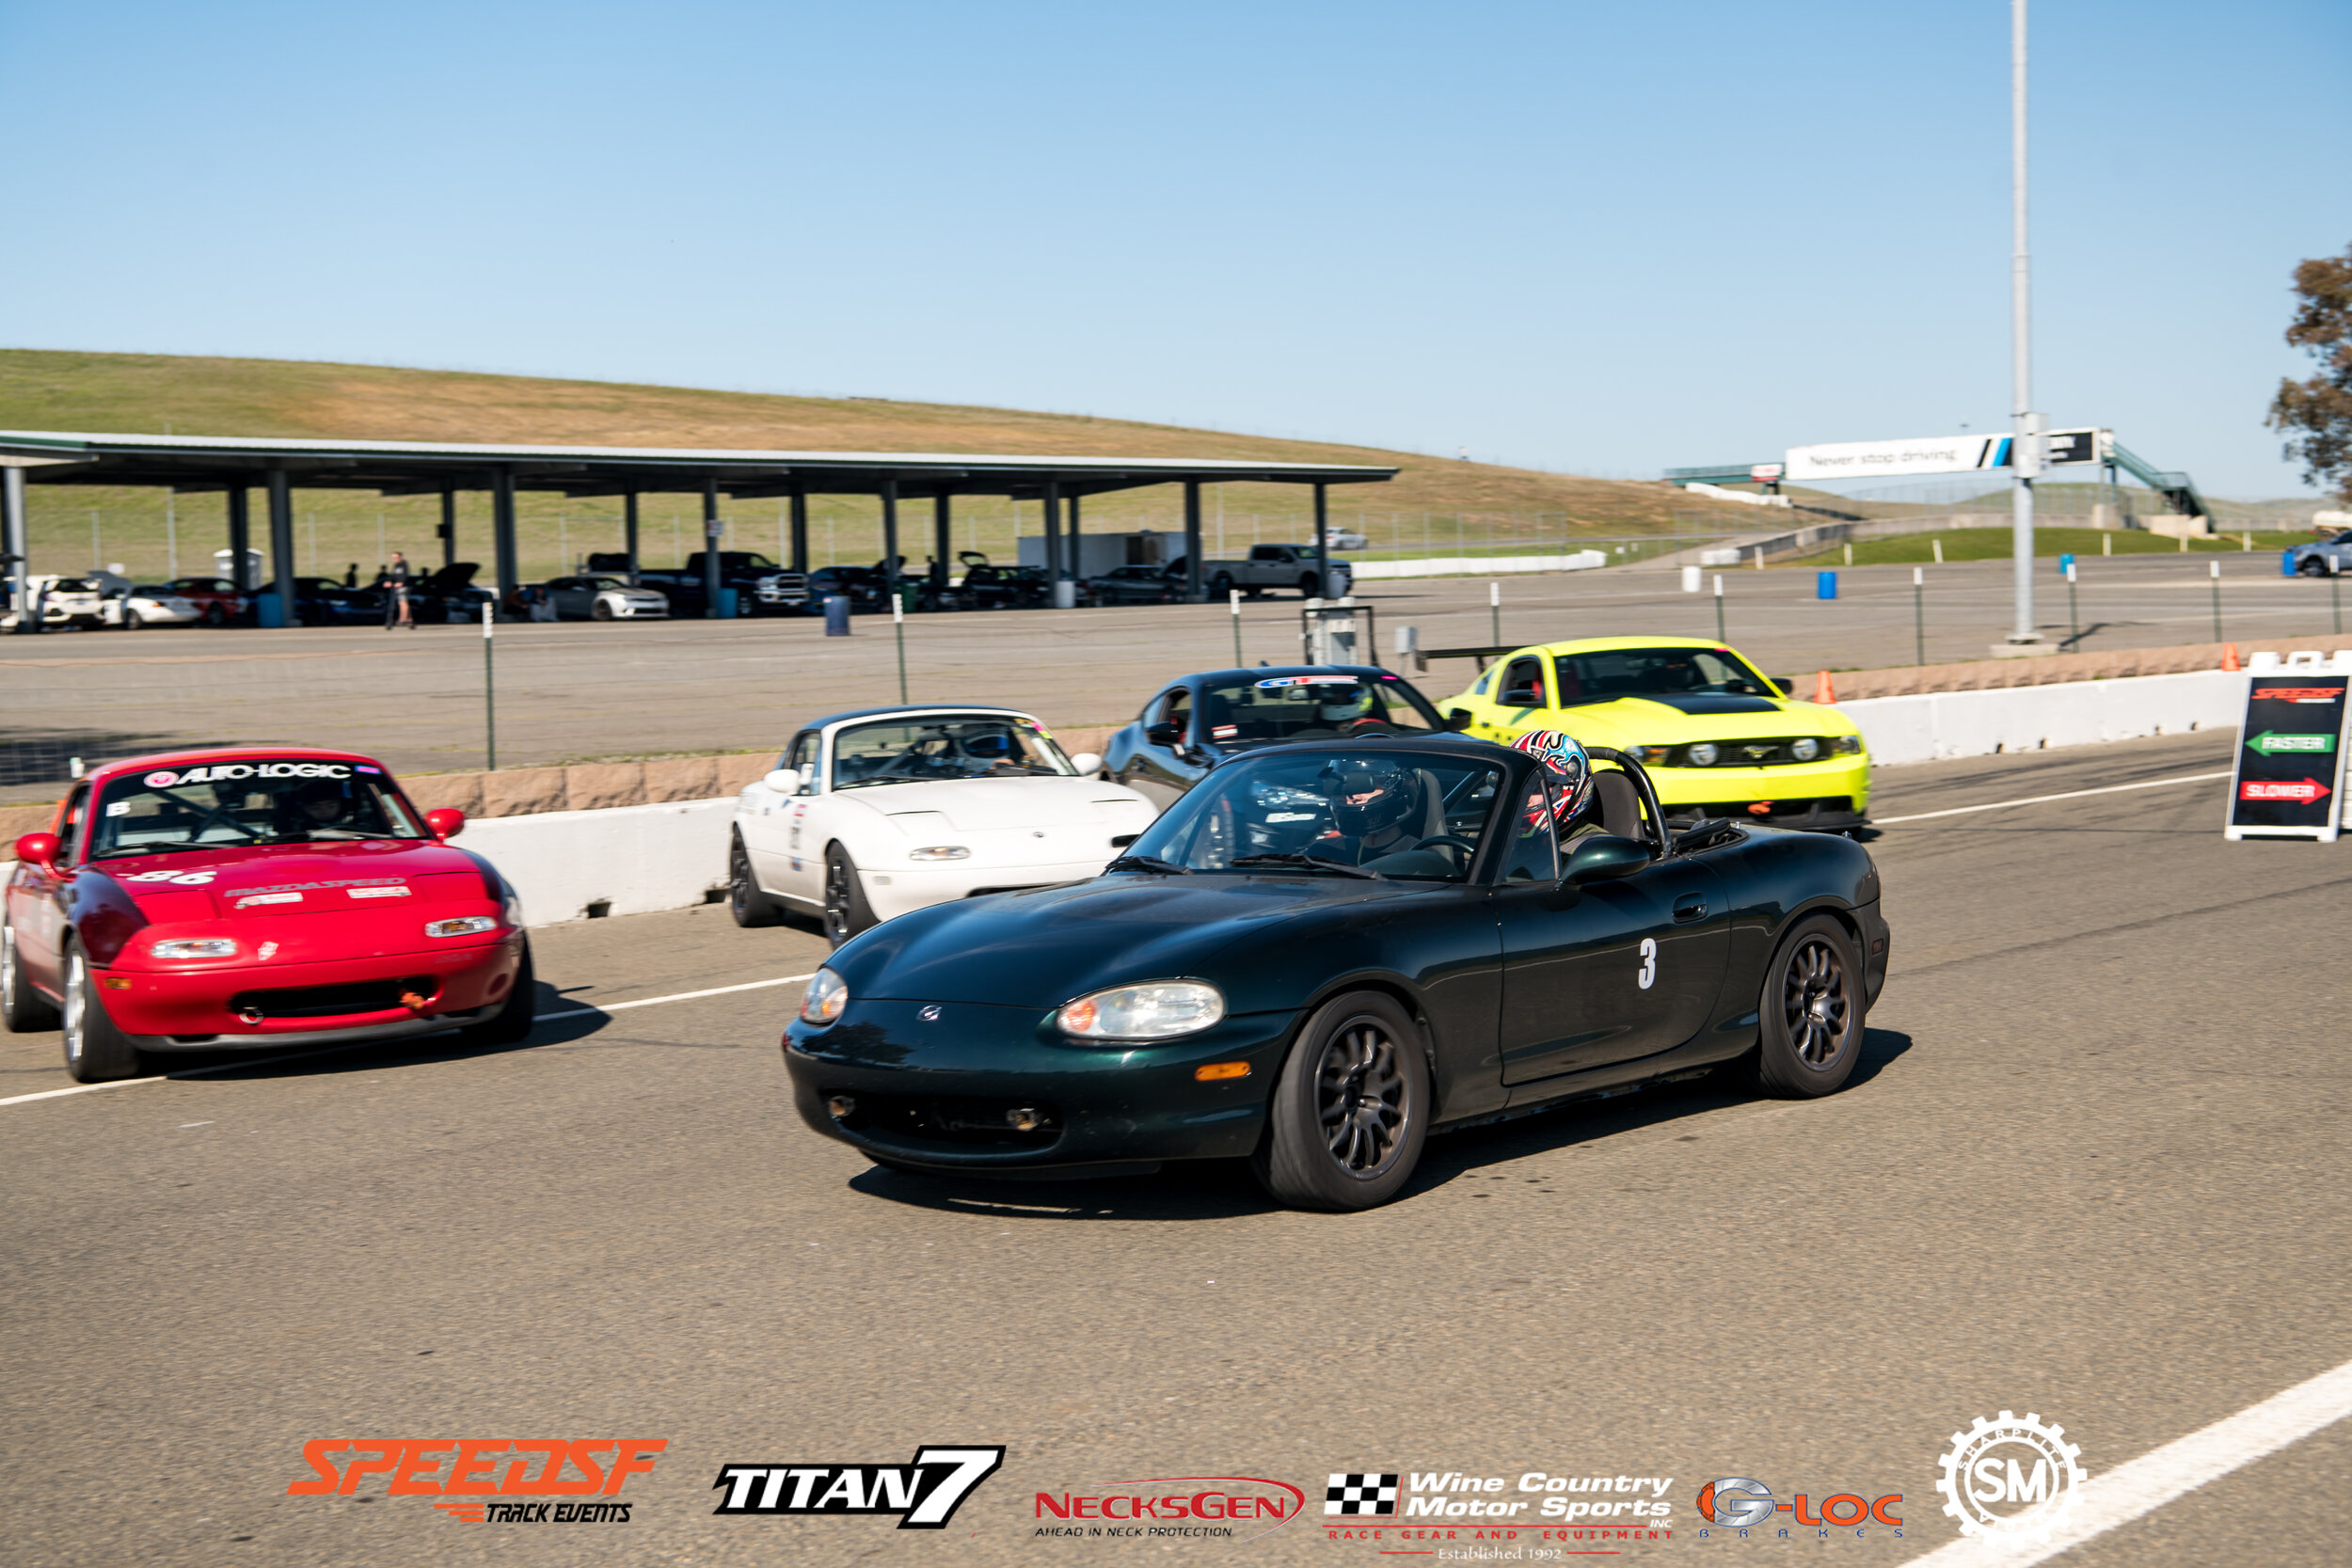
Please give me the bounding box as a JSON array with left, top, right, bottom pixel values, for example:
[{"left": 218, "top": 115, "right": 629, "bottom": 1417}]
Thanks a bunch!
[{"left": 711, "top": 1446, "right": 1005, "bottom": 1529}]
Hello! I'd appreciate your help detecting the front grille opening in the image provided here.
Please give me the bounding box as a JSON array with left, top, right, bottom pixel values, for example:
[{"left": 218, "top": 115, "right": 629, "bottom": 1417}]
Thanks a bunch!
[
  {"left": 227, "top": 975, "right": 438, "bottom": 1021},
  {"left": 832, "top": 1092, "right": 1061, "bottom": 1149},
  {"left": 1692, "top": 796, "right": 1850, "bottom": 823}
]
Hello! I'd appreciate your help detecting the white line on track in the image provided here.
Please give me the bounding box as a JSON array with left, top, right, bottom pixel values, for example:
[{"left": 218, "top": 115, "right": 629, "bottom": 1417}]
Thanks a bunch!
[
  {"left": 0, "top": 971, "right": 817, "bottom": 1109},
  {"left": 1874, "top": 770, "right": 2231, "bottom": 825},
  {"left": 1906, "top": 1356, "right": 2352, "bottom": 1565}
]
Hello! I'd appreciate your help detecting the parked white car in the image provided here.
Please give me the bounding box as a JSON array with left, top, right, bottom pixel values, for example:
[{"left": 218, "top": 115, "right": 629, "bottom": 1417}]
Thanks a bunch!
[
  {"left": 101, "top": 584, "right": 203, "bottom": 628},
  {"left": 727, "top": 705, "right": 1159, "bottom": 943}
]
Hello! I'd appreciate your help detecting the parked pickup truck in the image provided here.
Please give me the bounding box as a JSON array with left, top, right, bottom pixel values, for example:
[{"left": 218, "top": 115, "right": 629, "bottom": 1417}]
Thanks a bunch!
[{"left": 1183, "top": 544, "right": 1352, "bottom": 600}]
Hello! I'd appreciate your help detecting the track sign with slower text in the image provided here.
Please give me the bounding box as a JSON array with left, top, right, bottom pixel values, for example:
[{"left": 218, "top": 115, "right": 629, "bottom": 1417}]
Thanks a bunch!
[{"left": 2226, "top": 673, "right": 2351, "bottom": 841}]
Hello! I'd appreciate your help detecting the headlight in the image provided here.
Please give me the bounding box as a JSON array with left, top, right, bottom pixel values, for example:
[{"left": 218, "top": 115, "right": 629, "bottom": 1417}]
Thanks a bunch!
[
  {"left": 801, "top": 967, "right": 849, "bottom": 1024},
  {"left": 1628, "top": 745, "right": 1672, "bottom": 766},
  {"left": 151, "top": 938, "right": 237, "bottom": 959},
  {"left": 1790, "top": 737, "right": 1821, "bottom": 762},
  {"left": 1687, "top": 742, "right": 1720, "bottom": 767},
  {"left": 908, "top": 846, "right": 971, "bottom": 861},
  {"left": 1829, "top": 735, "right": 1864, "bottom": 755},
  {"left": 424, "top": 915, "right": 498, "bottom": 939},
  {"left": 1057, "top": 981, "right": 1225, "bottom": 1041}
]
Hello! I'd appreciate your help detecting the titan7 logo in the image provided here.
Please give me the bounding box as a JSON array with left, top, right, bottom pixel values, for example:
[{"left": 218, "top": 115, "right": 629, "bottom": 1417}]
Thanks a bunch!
[{"left": 712, "top": 1446, "right": 1005, "bottom": 1528}]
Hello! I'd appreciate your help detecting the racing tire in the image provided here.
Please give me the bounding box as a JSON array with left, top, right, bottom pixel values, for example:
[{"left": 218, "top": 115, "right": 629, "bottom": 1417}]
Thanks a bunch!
[
  {"left": 1297, "top": 573, "right": 1318, "bottom": 596},
  {"left": 822, "top": 844, "right": 877, "bottom": 948},
  {"left": 1251, "top": 990, "right": 1428, "bottom": 1212},
  {"left": 457, "top": 940, "right": 537, "bottom": 1047},
  {"left": 202, "top": 604, "right": 228, "bottom": 627},
  {"left": 1740, "top": 913, "right": 1864, "bottom": 1098},
  {"left": 728, "top": 832, "right": 784, "bottom": 927},
  {"left": 2, "top": 920, "right": 60, "bottom": 1032},
  {"left": 122, "top": 610, "right": 142, "bottom": 630},
  {"left": 2299, "top": 557, "right": 2330, "bottom": 578},
  {"left": 60, "top": 941, "right": 149, "bottom": 1083},
  {"left": 592, "top": 599, "right": 614, "bottom": 621},
  {"left": 1210, "top": 573, "right": 1234, "bottom": 598}
]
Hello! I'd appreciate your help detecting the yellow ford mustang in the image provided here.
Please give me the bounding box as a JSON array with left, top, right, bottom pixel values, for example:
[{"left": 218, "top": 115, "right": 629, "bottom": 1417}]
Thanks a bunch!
[{"left": 1438, "top": 636, "right": 1869, "bottom": 832}]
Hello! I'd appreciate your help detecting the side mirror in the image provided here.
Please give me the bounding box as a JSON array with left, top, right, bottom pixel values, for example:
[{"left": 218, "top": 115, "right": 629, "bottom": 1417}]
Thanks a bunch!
[
  {"left": 424, "top": 808, "right": 467, "bottom": 842},
  {"left": 13, "top": 832, "right": 59, "bottom": 870},
  {"left": 1444, "top": 709, "right": 1473, "bottom": 732},
  {"left": 1068, "top": 752, "right": 1103, "bottom": 776},
  {"left": 1564, "top": 834, "right": 1649, "bottom": 886},
  {"left": 764, "top": 768, "right": 803, "bottom": 795},
  {"left": 1144, "top": 721, "right": 1182, "bottom": 747}
]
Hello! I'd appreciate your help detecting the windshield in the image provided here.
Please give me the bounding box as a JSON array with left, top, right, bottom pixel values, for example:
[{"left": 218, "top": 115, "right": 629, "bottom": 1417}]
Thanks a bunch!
[
  {"left": 88, "top": 759, "right": 424, "bottom": 859},
  {"left": 832, "top": 717, "right": 1073, "bottom": 789},
  {"left": 1126, "top": 751, "right": 1502, "bottom": 880},
  {"left": 1551, "top": 646, "right": 1776, "bottom": 705},
  {"left": 1197, "top": 673, "right": 1442, "bottom": 745}
]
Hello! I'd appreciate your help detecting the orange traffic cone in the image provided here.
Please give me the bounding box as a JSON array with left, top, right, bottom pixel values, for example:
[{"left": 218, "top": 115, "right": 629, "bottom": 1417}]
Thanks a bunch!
[
  {"left": 2221, "top": 642, "right": 2241, "bottom": 672},
  {"left": 1813, "top": 670, "right": 1836, "bottom": 704}
]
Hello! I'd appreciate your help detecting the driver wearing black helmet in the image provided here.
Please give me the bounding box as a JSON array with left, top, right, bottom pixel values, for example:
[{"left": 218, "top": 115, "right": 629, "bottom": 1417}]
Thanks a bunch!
[{"left": 1315, "top": 759, "right": 1422, "bottom": 864}]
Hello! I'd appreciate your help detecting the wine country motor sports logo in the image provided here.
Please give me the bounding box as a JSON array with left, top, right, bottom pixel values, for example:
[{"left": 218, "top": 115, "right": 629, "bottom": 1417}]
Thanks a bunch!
[
  {"left": 1324, "top": 1470, "right": 1676, "bottom": 1550},
  {"left": 1327, "top": 1473, "right": 1400, "bottom": 1516},
  {"left": 287, "top": 1438, "right": 665, "bottom": 1523},
  {"left": 711, "top": 1446, "right": 1004, "bottom": 1529},
  {"left": 1936, "top": 1411, "right": 2088, "bottom": 1544},
  {"left": 1031, "top": 1474, "right": 1307, "bottom": 1543},
  {"left": 1694, "top": 1476, "right": 1903, "bottom": 1539}
]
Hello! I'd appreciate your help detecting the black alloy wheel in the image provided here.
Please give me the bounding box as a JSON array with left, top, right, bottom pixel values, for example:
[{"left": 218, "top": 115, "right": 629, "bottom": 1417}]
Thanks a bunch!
[
  {"left": 728, "top": 832, "right": 782, "bottom": 927},
  {"left": 592, "top": 599, "right": 615, "bottom": 620},
  {"left": 1742, "top": 913, "right": 1863, "bottom": 1097},
  {"left": 2300, "top": 557, "right": 2330, "bottom": 578},
  {"left": 202, "top": 604, "right": 227, "bottom": 627},
  {"left": 822, "top": 844, "right": 876, "bottom": 947},
  {"left": 122, "top": 610, "right": 143, "bottom": 630},
  {"left": 1253, "top": 990, "right": 1428, "bottom": 1211}
]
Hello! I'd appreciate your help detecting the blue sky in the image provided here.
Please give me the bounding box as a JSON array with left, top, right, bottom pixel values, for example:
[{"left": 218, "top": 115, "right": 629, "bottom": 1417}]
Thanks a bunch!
[{"left": 1, "top": 1, "right": 2344, "bottom": 498}]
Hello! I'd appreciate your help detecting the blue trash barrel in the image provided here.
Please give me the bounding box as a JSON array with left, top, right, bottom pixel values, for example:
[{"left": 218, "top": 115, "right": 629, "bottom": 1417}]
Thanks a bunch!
[
  {"left": 255, "top": 594, "right": 287, "bottom": 628},
  {"left": 2058, "top": 552, "right": 2075, "bottom": 575},
  {"left": 1816, "top": 571, "right": 1837, "bottom": 600},
  {"left": 823, "top": 594, "right": 851, "bottom": 636},
  {"left": 2282, "top": 549, "right": 2299, "bottom": 577}
]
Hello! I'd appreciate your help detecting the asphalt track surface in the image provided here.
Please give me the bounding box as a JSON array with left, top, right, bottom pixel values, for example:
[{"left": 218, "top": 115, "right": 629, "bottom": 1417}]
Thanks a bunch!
[
  {"left": 4, "top": 731, "right": 2349, "bottom": 1566},
  {"left": 4, "top": 552, "right": 2344, "bottom": 790}
]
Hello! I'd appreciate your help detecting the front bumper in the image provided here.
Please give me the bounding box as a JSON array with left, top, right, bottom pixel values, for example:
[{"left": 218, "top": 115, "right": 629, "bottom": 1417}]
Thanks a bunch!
[
  {"left": 860, "top": 859, "right": 1130, "bottom": 923},
  {"left": 1648, "top": 755, "right": 1870, "bottom": 829},
  {"left": 785, "top": 999, "right": 1299, "bottom": 1172},
  {"left": 100, "top": 937, "right": 522, "bottom": 1049}
]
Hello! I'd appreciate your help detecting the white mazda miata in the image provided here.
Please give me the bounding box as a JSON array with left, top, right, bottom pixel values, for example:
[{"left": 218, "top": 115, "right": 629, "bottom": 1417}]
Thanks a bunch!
[{"left": 727, "top": 705, "right": 1160, "bottom": 943}]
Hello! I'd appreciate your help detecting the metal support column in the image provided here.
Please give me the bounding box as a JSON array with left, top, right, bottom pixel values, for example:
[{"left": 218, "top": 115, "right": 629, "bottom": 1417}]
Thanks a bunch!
[
  {"left": 1068, "top": 492, "right": 1082, "bottom": 581},
  {"left": 1183, "top": 481, "right": 1203, "bottom": 602},
  {"left": 879, "top": 479, "right": 900, "bottom": 601},
  {"left": 438, "top": 483, "right": 457, "bottom": 568},
  {"left": 623, "top": 490, "right": 640, "bottom": 585},
  {"left": 701, "top": 477, "right": 723, "bottom": 617},
  {"left": 1313, "top": 483, "right": 1331, "bottom": 597},
  {"left": 931, "top": 492, "right": 952, "bottom": 588},
  {"left": 491, "top": 467, "right": 519, "bottom": 605},
  {"left": 788, "top": 489, "right": 809, "bottom": 576},
  {"left": 227, "top": 483, "right": 252, "bottom": 593},
  {"left": 2, "top": 467, "right": 27, "bottom": 630},
  {"left": 1041, "top": 480, "right": 1062, "bottom": 592},
  {"left": 265, "top": 468, "right": 297, "bottom": 628}
]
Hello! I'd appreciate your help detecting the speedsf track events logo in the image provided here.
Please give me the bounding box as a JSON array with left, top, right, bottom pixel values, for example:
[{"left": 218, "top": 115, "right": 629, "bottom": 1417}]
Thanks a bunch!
[{"left": 287, "top": 1439, "right": 665, "bottom": 1524}]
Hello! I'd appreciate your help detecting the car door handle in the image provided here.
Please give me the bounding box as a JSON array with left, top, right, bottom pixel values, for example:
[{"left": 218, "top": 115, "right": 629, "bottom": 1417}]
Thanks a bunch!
[{"left": 1673, "top": 894, "right": 1708, "bottom": 923}]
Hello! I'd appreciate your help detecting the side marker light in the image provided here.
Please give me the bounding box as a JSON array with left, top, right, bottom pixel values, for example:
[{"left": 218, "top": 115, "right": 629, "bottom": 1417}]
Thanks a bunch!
[{"left": 1194, "top": 1061, "right": 1251, "bottom": 1082}]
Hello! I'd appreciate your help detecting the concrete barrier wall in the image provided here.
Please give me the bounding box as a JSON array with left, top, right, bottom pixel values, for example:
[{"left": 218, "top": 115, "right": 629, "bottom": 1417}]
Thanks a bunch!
[
  {"left": 1353, "top": 551, "right": 1607, "bottom": 579},
  {"left": 1843, "top": 669, "right": 2241, "bottom": 767},
  {"left": 458, "top": 798, "right": 739, "bottom": 927}
]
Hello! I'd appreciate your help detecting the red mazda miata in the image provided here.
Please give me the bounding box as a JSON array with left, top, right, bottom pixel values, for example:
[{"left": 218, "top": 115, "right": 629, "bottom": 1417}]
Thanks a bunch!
[{"left": 3, "top": 747, "right": 534, "bottom": 1082}]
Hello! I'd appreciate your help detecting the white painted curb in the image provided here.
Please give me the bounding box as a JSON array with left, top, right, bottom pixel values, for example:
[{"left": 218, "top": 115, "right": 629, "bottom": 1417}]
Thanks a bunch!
[
  {"left": 1351, "top": 550, "right": 1608, "bottom": 579},
  {"left": 1846, "top": 669, "right": 2240, "bottom": 768}
]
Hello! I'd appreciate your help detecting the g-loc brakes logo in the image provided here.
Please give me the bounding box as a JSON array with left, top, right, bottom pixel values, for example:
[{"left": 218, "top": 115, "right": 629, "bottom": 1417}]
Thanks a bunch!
[
  {"left": 287, "top": 1439, "right": 665, "bottom": 1524},
  {"left": 1936, "top": 1411, "right": 2087, "bottom": 1544},
  {"left": 712, "top": 1446, "right": 1004, "bottom": 1529},
  {"left": 1695, "top": 1477, "right": 1902, "bottom": 1535}
]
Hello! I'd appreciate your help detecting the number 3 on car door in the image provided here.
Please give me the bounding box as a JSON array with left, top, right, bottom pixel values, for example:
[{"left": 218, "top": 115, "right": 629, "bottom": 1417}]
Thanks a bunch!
[{"left": 1637, "top": 937, "right": 1657, "bottom": 990}]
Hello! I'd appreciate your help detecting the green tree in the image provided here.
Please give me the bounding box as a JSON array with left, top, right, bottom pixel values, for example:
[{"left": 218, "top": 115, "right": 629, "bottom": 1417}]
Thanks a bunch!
[{"left": 2270, "top": 246, "right": 2352, "bottom": 502}]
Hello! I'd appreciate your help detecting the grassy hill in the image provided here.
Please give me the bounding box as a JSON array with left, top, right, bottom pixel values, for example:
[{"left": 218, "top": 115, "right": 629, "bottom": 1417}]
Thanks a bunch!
[{"left": 0, "top": 349, "right": 1764, "bottom": 582}]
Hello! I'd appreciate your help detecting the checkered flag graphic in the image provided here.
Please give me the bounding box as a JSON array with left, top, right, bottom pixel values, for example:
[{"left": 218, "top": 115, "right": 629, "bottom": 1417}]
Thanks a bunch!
[{"left": 1326, "top": 1473, "right": 1400, "bottom": 1516}]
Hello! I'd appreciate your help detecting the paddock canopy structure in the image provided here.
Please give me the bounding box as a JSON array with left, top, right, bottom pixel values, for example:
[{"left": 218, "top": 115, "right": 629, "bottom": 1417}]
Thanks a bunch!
[{"left": 0, "top": 430, "right": 1397, "bottom": 626}]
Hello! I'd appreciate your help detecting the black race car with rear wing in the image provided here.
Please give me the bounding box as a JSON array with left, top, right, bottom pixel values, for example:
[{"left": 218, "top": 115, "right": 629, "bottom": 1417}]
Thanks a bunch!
[{"left": 783, "top": 735, "right": 1889, "bottom": 1211}]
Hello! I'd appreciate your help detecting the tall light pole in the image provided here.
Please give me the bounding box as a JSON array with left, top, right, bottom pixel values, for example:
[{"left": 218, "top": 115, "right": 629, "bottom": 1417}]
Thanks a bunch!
[{"left": 2008, "top": 0, "right": 2045, "bottom": 648}]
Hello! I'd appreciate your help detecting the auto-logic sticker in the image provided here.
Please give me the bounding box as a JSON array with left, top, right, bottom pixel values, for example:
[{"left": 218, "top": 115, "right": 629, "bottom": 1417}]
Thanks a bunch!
[
  {"left": 1255, "top": 675, "right": 1359, "bottom": 689},
  {"left": 145, "top": 762, "right": 354, "bottom": 788}
]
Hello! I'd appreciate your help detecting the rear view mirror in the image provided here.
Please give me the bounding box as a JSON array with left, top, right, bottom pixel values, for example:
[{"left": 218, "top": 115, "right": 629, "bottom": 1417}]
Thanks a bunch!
[
  {"left": 13, "top": 832, "right": 59, "bottom": 871},
  {"left": 424, "top": 808, "right": 467, "bottom": 842},
  {"left": 1564, "top": 834, "right": 1649, "bottom": 886},
  {"left": 1068, "top": 752, "right": 1103, "bottom": 776},
  {"left": 1444, "top": 710, "right": 1473, "bottom": 732},
  {"left": 764, "top": 768, "right": 803, "bottom": 795}
]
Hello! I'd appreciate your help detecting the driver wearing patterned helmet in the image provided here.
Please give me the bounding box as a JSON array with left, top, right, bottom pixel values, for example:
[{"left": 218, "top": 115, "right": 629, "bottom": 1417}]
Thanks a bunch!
[{"left": 1510, "top": 729, "right": 1600, "bottom": 840}]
